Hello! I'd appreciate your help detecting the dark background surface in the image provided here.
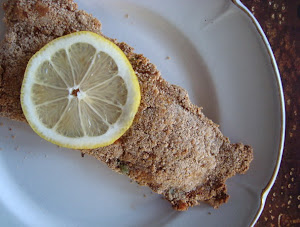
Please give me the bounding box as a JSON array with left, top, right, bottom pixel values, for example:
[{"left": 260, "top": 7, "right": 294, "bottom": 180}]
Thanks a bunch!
[{"left": 241, "top": 0, "right": 300, "bottom": 226}]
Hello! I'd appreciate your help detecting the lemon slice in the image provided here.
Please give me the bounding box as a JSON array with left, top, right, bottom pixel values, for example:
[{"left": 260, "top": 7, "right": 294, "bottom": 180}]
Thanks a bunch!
[{"left": 21, "top": 31, "right": 140, "bottom": 149}]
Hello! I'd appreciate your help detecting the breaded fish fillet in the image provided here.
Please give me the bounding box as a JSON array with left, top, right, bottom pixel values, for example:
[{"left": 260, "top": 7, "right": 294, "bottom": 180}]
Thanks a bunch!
[{"left": 0, "top": 0, "right": 253, "bottom": 210}]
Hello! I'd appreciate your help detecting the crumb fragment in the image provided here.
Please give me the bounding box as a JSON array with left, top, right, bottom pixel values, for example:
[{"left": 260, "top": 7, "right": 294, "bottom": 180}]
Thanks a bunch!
[
  {"left": 264, "top": 217, "right": 268, "bottom": 221},
  {"left": 166, "top": 56, "right": 171, "bottom": 60},
  {"left": 271, "top": 215, "right": 275, "bottom": 220},
  {"left": 271, "top": 13, "right": 275, "bottom": 19},
  {"left": 124, "top": 14, "right": 129, "bottom": 18},
  {"left": 278, "top": 213, "right": 283, "bottom": 226},
  {"left": 35, "top": 1, "right": 49, "bottom": 16}
]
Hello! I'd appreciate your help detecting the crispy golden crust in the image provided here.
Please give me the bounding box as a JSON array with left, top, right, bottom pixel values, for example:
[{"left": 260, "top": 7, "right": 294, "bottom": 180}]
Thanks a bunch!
[{"left": 0, "top": 0, "right": 253, "bottom": 210}]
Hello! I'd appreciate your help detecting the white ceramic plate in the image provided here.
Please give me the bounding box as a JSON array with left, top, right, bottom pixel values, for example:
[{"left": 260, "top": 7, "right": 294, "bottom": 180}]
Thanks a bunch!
[{"left": 0, "top": 0, "right": 285, "bottom": 226}]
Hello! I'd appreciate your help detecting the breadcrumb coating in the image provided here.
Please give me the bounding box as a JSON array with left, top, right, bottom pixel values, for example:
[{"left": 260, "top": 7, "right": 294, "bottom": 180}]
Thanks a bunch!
[{"left": 0, "top": 0, "right": 253, "bottom": 210}]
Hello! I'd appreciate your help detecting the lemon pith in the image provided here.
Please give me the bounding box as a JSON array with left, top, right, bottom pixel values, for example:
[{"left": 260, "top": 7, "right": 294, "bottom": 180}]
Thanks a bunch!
[{"left": 21, "top": 31, "right": 141, "bottom": 149}]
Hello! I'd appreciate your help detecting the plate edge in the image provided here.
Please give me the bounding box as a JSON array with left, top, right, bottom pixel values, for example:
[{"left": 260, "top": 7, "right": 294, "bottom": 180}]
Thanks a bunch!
[{"left": 231, "top": 0, "right": 286, "bottom": 226}]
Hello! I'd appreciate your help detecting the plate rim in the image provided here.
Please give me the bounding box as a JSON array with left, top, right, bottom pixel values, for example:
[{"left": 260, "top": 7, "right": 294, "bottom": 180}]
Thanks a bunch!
[{"left": 232, "top": 0, "right": 286, "bottom": 226}]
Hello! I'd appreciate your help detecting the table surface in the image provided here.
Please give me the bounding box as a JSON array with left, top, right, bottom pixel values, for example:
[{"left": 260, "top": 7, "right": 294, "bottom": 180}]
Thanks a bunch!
[{"left": 241, "top": 0, "right": 300, "bottom": 226}]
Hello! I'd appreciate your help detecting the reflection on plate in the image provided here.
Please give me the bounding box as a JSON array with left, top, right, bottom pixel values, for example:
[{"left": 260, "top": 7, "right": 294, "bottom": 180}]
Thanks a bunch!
[{"left": 0, "top": 0, "right": 284, "bottom": 226}]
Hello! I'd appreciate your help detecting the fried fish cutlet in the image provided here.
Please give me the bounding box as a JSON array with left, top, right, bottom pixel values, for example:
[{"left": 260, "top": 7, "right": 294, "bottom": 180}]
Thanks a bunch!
[{"left": 0, "top": 0, "right": 253, "bottom": 211}]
